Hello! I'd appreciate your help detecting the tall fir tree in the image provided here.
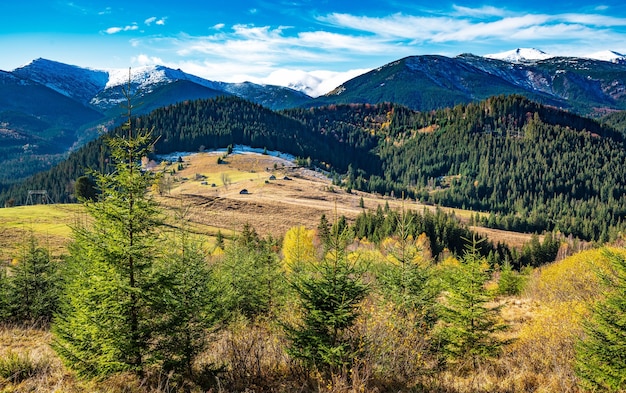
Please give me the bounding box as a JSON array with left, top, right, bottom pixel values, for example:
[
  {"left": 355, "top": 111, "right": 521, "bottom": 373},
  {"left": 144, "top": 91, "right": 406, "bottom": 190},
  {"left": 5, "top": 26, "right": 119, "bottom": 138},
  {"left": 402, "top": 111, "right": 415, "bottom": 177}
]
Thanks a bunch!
[
  {"left": 53, "top": 71, "right": 163, "bottom": 377},
  {"left": 575, "top": 249, "right": 626, "bottom": 392},
  {"left": 150, "top": 206, "right": 224, "bottom": 382}
]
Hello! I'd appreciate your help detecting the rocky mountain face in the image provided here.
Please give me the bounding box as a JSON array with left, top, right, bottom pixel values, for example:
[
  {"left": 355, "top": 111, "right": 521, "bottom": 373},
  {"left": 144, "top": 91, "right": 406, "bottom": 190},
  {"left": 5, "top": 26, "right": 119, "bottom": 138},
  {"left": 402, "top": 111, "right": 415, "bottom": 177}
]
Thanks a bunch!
[{"left": 11, "top": 58, "right": 312, "bottom": 112}]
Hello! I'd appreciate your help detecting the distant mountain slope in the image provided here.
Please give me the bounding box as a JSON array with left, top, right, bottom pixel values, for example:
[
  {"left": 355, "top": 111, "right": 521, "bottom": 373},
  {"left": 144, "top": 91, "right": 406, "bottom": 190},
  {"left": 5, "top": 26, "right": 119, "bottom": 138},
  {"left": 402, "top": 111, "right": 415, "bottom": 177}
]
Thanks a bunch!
[
  {"left": 12, "top": 58, "right": 109, "bottom": 105},
  {"left": 3, "top": 53, "right": 626, "bottom": 187},
  {"left": 0, "top": 70, "right": 104, "bottom": 185},
  {"left": 0, "top": 59, "right": 312, "bottom": 186},
  {"left": 0, "top": 95, "right": 383, "bottom": 205},
  {"left": 13, "top": 58, "right": 311, "bottom": 112},
  {"left": 312, "top": 53, "right": 626, "bottom": 117}
]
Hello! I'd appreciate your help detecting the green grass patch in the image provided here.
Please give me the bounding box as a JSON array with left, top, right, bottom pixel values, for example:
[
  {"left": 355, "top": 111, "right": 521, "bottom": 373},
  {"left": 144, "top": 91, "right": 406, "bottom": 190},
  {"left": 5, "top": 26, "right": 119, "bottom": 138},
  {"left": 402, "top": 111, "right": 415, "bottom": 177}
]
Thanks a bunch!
[{"left": 0, "top": 204, "right": 84, "bottom": 238}]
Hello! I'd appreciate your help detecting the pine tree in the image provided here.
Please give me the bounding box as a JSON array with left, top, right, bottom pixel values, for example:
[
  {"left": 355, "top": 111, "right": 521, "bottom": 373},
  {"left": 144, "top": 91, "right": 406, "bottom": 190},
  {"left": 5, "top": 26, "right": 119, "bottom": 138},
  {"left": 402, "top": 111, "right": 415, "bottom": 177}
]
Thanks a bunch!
[
  {"left": 53, "top": 72, "right": 163, "bottom": 378},
  {"left": 317, "top": 214, "right": 331, "bottom": 250},
  {"left": 379, "top": 208, "right": 438, "bottom": 326},
  {"left": 217, "top": 240, "right": 284, "bottom": 320},
  {"left": 575, "top": 249, "right": 626, "bottom": 392},
  {"left": 497, "top": 259, "right": 526, "bottom": 296},
  {"left": 151, "top": 207, "right": 224, "bottom": 381}
]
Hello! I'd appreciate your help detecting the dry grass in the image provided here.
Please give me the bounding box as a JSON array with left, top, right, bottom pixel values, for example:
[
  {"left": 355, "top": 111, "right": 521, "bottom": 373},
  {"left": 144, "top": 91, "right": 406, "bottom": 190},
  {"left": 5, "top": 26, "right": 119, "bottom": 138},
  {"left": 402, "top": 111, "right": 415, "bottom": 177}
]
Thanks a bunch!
[
  {"left": 0, "top": 324, "right": 88, "bottom": 392},
  {"left": 155, "top": 151, "right": 529, "bottom": 247},
  {"left": 0, "top": 151, "right": 539, "bottom": 263}
]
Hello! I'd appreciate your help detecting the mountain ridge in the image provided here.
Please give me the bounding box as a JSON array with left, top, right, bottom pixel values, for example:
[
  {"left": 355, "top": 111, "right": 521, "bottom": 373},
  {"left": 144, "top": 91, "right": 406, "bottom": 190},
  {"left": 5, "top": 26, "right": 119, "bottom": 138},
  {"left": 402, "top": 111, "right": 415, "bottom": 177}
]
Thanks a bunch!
[{"left": 2, "top": 51, "right": 626, "bottom": 186}]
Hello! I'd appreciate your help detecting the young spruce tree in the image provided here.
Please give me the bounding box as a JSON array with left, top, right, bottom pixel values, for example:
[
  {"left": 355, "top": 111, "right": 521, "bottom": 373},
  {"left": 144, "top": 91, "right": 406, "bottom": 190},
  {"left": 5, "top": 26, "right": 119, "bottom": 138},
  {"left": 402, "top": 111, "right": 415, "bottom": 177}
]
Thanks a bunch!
[
  {"left": 53, "top": 71, "right": 163, "bottom": 378},
  {"left": 151, "top": 205, "right": 224, "bottom": 382},
  {"left": 284, "top": 222, "right": 368, "bottom": 374},
  {"left": 9, "top": 232, "right": 59, "bottom": 324},
  {"left": 575, "top": 249, "right": 626, "bottom": 392},
  {"left": 435, "top": 239, "right": 506, "bottom": 373}
]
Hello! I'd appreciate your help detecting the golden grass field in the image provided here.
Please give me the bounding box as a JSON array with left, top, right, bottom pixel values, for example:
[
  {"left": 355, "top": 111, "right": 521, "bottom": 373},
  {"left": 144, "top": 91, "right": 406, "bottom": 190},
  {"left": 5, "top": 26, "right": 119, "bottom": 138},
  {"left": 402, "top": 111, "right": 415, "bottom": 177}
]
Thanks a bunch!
[{"left": 156, "top": 150, "right": 537, "bottom": 246}]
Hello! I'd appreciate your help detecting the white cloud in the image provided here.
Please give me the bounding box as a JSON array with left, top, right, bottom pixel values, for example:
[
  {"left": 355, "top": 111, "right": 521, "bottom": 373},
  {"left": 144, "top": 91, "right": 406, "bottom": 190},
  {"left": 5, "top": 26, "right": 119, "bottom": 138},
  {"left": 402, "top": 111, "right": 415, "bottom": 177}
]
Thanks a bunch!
[
  {"left": 132, "top": 54, "right": 165, "bottom": 66},
  {"left": 451, "top": 5, "right": 508, "bottom": 17},
  {"left": 259, "top": 68, "right": 370, "bottom": 96},
  {"left": 104, "top": 24, "right": 139, "bottom": 34},
  {"left": 145, "top": 17, "right": 166, "bottom": 26}
]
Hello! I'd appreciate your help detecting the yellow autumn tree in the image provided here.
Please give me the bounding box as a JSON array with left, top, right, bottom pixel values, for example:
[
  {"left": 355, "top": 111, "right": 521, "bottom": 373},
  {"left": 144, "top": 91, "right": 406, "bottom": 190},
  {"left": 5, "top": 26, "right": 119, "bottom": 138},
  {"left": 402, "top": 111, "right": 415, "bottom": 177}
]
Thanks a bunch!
[
  {"left": 282, "top": 225, "right": 316, "bottom": 273},
  {"left": 381, "top": 232, "right": 431, "bottom": 267}
]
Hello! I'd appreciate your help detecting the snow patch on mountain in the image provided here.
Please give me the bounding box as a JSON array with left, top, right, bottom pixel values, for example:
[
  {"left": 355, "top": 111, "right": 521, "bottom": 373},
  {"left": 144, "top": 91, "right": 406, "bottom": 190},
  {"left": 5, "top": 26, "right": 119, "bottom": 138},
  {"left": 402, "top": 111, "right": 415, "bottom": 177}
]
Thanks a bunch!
[
  {"left": 484, "top": 48, "right": 554, "bottom": 63},
  {"left": 12, "top": 58, "right": 109, "bottom": 103},
  {"left": 583, "top": 50, "right": 626, "bottom": 63}
]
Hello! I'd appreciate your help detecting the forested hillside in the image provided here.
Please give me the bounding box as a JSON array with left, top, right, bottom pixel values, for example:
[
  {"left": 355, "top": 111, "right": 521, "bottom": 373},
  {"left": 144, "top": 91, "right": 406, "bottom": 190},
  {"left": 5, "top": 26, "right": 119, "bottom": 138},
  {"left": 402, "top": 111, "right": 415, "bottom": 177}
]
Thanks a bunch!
[
  {"left": 4, "top": 94, "right": 626, "bottom": 241},
  {"left": 356, "top": 96, "right": 626, "bottom": 241}
]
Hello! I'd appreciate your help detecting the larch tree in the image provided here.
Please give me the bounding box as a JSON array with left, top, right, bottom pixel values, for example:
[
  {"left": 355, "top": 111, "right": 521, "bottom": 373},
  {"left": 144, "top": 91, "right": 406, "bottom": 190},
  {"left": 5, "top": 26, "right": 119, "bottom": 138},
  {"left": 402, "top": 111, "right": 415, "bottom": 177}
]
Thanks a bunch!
[{"left": 282, "top": 225, "right": 316, "bottom": 273}]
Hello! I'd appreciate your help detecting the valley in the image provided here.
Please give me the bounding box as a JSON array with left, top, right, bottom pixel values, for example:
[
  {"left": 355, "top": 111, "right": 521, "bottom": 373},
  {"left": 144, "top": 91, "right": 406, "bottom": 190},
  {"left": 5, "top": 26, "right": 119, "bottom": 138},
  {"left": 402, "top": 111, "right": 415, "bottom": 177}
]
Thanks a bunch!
[{"left": 0, "top": 148, "right": 536, "bottom": 260}]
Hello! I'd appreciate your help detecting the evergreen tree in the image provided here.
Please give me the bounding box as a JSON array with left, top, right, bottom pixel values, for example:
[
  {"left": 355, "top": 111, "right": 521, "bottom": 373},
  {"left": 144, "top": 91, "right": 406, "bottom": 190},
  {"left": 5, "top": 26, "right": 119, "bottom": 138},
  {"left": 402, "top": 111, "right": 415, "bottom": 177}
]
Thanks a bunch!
[
  {"left": 9, "top": 232, "right": 59, "bottom": 324},
  {"left": 317, "top": 214, "right": 331, "bottom": 250},
  {"left": 0, "top": 263, "right": 11, "bottom": 322},
  {"left": 284, "top": 225, "right": 369, "bottom": 374},
  {"left": 379, "top": 209, "right": 438, "bottom": 326},
  {"left": 53, "top": 73, "right": 163, "bottom": 378},
  {"left": 214, "top": 229, "right": 225, "bottom": 250},
  {"left": 575, "top": 249, "right": 626, "bottom": 392},
  {"left": 435, "top": 239, "right": 506, "bottom": 373},
  {"left": 496, "top": 259, "right": 526, "bottom": 296},
  {"left": 74, "top": 175, "right": 98, "bottom": 201},
  {"left": 217, "top": 240, "right": 284, "bottom": 320},
  {"left": 151, "top": 208, "right": 224, "bottom": 382}
]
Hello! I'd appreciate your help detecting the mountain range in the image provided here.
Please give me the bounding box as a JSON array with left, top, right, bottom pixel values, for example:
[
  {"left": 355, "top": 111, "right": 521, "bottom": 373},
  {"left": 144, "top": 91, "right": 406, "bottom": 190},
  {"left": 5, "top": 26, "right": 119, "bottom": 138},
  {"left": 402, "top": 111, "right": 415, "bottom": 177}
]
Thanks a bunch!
[{"left": 2, "top": 48, "right": 626, "bottom": 185}]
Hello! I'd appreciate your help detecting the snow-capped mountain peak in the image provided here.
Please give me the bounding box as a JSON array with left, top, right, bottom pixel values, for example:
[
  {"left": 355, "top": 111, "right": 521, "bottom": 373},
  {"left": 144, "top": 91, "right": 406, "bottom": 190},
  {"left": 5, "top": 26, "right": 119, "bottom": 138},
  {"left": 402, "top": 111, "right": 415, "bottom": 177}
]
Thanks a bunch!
[
  {"left": 104, "top": 65, "right": 187, "bottom": 89},
  {"left": 12, "top": 58, "right": 109, "bottom": 103},
  {"left": 484, "top": 48, "right": 554, "bottom": 63},
  {"left": 583, "top": 50, "right": 626, "bottom": 63}
]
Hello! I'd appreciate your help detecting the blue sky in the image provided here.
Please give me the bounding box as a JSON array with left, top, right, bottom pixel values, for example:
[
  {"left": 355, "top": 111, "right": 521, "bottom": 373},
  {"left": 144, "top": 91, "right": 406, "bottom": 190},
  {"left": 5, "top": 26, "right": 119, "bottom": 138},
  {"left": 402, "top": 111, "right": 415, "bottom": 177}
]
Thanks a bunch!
[{"left": 2, "top": 1, "right": 626, "bottom": 95}]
